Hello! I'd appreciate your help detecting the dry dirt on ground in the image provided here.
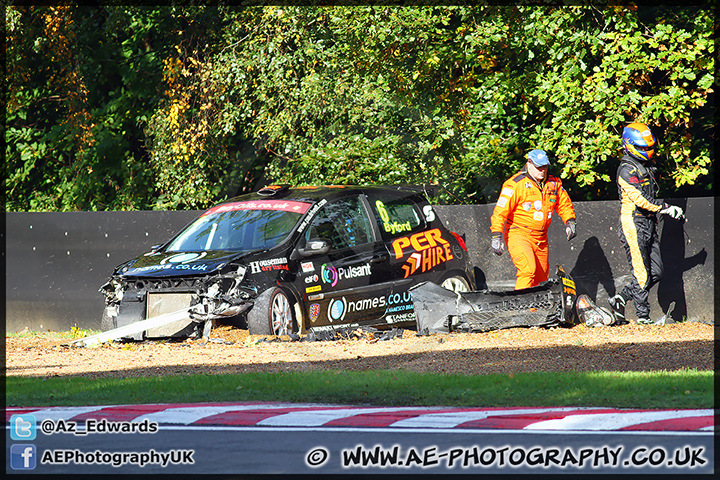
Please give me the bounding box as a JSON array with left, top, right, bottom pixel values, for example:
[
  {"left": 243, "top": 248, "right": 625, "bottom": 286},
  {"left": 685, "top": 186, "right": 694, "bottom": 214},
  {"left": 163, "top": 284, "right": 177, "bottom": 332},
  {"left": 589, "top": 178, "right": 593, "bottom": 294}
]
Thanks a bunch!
[{"left": 5, "top": 322, "right": 714, "bottom": 379}]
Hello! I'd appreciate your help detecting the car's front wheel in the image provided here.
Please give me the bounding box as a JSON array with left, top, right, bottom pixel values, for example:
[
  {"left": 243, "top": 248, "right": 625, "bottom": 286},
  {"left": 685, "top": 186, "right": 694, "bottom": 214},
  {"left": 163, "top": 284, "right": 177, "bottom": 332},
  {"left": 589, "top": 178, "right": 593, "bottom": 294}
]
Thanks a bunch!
[
  {"left": 440, "top": 275, "right": 471, "bottom": 293},
  {"left": 247, "top": 287, "right": 296, "bottom": 336}
]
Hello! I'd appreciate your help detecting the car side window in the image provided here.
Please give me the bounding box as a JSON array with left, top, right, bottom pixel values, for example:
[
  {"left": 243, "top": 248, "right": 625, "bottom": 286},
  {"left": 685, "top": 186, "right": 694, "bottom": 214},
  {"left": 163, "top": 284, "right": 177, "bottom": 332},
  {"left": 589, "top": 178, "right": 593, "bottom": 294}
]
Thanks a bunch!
[
  {"left": 372, "top": 198, "right": 424, "bottom": 240},
  {"left": 304, "top": 197, "right": 374, "bottom": 249}
]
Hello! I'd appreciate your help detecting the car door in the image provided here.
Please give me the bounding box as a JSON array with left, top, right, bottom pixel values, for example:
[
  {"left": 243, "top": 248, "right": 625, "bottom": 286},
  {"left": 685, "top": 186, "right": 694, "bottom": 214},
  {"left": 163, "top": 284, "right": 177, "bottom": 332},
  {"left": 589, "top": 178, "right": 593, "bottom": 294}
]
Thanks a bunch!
[
  {"left": 367, "top": 191, "right": 434, "bottom": 325},
  {"left": 295, "top": 195, "right": 389, "bottom": 330}
]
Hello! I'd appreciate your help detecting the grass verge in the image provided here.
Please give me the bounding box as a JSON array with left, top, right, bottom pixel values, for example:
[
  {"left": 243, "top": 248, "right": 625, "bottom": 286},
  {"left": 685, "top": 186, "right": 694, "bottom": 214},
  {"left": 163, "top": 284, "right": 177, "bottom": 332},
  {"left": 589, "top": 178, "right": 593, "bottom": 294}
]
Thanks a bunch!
[{"left": 6, "top": 369, "right": 712, "bottom": 409}]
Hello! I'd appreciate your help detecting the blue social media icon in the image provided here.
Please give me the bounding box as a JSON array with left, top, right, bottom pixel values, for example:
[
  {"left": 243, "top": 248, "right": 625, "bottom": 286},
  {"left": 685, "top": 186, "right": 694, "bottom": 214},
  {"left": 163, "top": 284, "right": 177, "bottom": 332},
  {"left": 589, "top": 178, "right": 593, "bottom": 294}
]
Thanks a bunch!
[
  {"left": 11, "top": 444, "right": 37, "bottom": 470},
  {"left": 10, "top": 414, "right": 37, "bottom": 441}
]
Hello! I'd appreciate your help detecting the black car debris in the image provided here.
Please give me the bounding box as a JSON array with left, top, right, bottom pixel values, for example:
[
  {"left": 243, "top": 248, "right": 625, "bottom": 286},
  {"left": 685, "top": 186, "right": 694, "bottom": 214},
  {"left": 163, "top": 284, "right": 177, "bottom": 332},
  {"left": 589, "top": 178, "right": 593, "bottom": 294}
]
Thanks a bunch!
[
  {"left": 411, "top": 265, "right": 580, "bottom": 334},
  {"left": 98, "top": 185, "right": 475, "bottom": 340}
]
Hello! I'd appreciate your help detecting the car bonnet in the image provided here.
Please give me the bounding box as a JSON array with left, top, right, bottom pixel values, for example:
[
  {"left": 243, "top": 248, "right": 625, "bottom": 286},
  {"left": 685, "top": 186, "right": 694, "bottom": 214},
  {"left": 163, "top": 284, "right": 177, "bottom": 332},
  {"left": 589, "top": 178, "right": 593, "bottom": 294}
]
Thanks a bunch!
[{"left": 116, "top": 250, "right": 244, "bottom": 278}]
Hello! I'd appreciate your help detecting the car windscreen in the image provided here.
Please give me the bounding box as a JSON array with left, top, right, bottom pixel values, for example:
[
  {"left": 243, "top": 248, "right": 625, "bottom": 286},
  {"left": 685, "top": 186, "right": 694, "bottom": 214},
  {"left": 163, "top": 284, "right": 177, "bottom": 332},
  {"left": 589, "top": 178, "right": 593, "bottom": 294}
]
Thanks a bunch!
[{"left": 164, "top": 199, "right": 312, "bottom": 252}]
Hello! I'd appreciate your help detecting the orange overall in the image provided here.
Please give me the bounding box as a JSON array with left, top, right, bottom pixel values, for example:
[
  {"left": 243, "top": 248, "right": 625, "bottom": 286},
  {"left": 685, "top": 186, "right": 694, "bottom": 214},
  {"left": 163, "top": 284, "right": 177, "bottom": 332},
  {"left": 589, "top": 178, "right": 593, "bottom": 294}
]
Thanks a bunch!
[{"left": 490, "top": 169, "right": 576, "bottom": 289}]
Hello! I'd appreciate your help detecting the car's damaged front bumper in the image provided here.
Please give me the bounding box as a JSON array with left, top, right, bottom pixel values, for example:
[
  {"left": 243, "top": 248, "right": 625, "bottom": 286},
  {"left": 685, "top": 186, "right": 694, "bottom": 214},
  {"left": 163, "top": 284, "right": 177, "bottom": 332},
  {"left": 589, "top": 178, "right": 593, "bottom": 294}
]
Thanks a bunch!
[{"left": 98, "top": 265, "right": 253, "bottom": 341}]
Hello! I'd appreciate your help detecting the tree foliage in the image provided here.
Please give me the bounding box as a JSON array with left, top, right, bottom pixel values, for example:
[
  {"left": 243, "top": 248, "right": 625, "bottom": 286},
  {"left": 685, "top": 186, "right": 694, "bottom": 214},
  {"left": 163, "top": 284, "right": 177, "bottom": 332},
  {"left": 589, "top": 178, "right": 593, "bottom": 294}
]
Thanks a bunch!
[{"left": 5, "top": 5, "right": 714, "bottom": 211}]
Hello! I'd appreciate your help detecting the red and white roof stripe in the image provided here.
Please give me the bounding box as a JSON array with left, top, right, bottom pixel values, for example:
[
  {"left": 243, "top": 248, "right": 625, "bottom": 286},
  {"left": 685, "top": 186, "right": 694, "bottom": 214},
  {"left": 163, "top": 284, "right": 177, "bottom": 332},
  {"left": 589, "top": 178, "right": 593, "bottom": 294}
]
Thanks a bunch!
[{"left": 6, "top": 403, "right": 714, "bottom": 432}]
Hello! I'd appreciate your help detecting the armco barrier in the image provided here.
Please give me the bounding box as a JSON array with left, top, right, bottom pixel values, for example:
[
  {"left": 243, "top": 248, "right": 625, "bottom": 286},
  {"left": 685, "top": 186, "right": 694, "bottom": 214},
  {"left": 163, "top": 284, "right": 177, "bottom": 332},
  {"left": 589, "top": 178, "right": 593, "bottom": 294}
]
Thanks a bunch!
[{"left": 5, "top": 198, "right": 714, "bottom": 333}]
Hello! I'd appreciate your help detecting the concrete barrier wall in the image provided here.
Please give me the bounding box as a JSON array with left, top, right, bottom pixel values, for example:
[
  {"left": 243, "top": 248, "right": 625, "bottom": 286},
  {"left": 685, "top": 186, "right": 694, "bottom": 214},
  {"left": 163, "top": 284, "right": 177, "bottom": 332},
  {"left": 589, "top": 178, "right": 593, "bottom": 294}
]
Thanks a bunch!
[
  {"left": 5, "top": 198, "right": 714, "bottom": 332},
  {"left": 6, "top": 211, "right": 199, "bottom": 333}
]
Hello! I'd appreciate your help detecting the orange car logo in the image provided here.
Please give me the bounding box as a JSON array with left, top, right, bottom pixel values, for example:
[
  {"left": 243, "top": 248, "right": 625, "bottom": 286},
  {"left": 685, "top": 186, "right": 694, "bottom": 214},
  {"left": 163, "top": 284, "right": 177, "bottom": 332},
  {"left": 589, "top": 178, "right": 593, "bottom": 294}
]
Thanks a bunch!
[{"left": 391, "top": 228, "right": 454, "bottom": 278}]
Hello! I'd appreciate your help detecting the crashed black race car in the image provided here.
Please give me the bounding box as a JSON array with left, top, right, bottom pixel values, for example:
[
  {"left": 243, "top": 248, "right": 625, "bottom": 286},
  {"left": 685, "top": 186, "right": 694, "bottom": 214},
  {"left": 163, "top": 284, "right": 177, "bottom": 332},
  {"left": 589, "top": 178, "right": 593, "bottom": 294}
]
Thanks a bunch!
[{"left": 98, "top": 185, "right": 475, "bottom": 340}]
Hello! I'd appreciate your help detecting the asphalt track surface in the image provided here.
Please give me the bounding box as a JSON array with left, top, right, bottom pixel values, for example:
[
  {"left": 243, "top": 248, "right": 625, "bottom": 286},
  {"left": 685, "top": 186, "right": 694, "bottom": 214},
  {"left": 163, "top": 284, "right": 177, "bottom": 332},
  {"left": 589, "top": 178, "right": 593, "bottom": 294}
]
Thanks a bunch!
[{"left": 7, "top": 403, "right": 715, "bottom": 474}]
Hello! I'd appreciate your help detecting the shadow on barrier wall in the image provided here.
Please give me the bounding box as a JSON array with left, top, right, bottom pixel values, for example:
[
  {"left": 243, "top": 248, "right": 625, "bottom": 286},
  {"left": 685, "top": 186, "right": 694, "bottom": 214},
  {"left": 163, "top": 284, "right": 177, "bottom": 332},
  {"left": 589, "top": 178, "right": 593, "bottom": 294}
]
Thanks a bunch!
[
  {"left": 566, "top": 212, "right": 708, "bottom": 323},
  {"left": 569, "top": 236, "right": 616, "bottom": 301},
  {"left": 657, "top": 198, "right": 709, "bottom": 322}
]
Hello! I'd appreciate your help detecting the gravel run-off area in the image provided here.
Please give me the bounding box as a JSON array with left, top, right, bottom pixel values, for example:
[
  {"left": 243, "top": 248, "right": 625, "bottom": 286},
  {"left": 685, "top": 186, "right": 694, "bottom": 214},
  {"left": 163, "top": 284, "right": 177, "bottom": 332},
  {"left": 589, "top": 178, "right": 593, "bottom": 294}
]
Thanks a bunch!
[{"left": 6, "top": 321, "right": 714, "bottom": 379}]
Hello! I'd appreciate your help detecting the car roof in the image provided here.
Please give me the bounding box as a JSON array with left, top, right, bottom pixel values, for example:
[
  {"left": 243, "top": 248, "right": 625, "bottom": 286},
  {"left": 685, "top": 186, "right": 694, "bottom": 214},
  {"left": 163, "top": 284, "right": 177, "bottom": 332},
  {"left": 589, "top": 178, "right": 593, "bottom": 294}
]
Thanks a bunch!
[{"left": 219, "top": 184, "right": 433, "bottom": 206}]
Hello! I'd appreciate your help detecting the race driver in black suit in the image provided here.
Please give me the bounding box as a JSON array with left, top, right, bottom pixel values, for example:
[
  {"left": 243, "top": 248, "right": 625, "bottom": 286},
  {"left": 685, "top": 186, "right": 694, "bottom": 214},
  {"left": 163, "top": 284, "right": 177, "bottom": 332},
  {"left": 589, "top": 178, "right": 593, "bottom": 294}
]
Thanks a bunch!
[{"left": 608, "top": 122, "right": 684, "bottom": 324}]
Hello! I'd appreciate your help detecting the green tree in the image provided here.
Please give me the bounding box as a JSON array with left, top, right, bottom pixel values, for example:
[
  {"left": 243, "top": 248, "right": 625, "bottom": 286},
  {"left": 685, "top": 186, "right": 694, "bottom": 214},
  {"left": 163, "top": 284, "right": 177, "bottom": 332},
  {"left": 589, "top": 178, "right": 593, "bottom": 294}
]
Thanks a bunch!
[
  {"left": 5, "top": 5, "right": 226, "bottom": 211},
  {"left": 6, "top": 5, "right": 713, "bottom": 211},
  {"left": 200, "top": 5, "right": 713, "bottom": 205}
]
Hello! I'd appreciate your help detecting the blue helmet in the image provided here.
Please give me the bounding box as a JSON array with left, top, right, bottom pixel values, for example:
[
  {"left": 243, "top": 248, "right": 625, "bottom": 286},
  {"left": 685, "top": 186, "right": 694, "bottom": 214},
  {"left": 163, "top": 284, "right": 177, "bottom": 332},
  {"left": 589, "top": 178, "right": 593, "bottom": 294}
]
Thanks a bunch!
[
  {"left": 527, "top": 149, "right": 550, "bottom": 167},
  {"left": 622, "top": 122, "right": 656, "bottom": 162}
]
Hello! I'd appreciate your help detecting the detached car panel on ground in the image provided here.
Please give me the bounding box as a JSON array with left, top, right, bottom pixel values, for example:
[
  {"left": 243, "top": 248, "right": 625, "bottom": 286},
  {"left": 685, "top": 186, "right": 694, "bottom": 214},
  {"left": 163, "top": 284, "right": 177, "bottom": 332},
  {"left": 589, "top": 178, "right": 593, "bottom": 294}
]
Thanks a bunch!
[
  {"left": 411, "top": 266, "right": 579, "bottom": 334},
  {"left": 100, "top": 185, "right": 474, "bottom": 339}
]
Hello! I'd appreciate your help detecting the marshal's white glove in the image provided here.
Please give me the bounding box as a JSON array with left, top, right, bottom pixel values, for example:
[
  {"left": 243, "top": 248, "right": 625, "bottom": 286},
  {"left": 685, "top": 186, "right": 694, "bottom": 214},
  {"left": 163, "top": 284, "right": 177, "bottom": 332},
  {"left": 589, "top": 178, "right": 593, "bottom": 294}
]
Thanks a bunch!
[
  {"left": 491, "top": 233, "right": 505, "bottom": 256},
  {"left": 660, "top": 204, "right": 684, "bottom": 220},
  {"left": 565, "top": 219, "right": 577, "bottom": 241}
]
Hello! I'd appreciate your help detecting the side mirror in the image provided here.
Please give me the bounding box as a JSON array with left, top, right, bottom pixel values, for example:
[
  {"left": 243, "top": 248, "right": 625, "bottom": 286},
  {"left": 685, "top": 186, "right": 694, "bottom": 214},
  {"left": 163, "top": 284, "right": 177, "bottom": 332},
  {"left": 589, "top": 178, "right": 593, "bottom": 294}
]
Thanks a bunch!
[{"left": 296, "top": 238, "right": 332, "bottom": 257}]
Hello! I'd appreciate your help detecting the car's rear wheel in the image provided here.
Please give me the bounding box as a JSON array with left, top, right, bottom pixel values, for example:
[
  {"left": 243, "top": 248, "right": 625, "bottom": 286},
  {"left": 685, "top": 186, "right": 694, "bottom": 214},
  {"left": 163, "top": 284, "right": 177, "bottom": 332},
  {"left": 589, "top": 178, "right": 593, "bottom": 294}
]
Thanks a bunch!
[
  {"left": 247, "top": 287, "right": 296, "bottom": 336},
  {"left": 441, "top": 275, "right": 471, "bottom": 293}
]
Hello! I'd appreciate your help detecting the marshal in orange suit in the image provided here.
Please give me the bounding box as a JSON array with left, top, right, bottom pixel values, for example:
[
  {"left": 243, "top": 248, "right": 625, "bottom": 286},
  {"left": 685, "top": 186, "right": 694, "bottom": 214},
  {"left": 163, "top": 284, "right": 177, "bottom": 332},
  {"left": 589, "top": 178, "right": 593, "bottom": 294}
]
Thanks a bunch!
[{"left": 490, "top": 150, "right": 577, "bottom": 289}]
